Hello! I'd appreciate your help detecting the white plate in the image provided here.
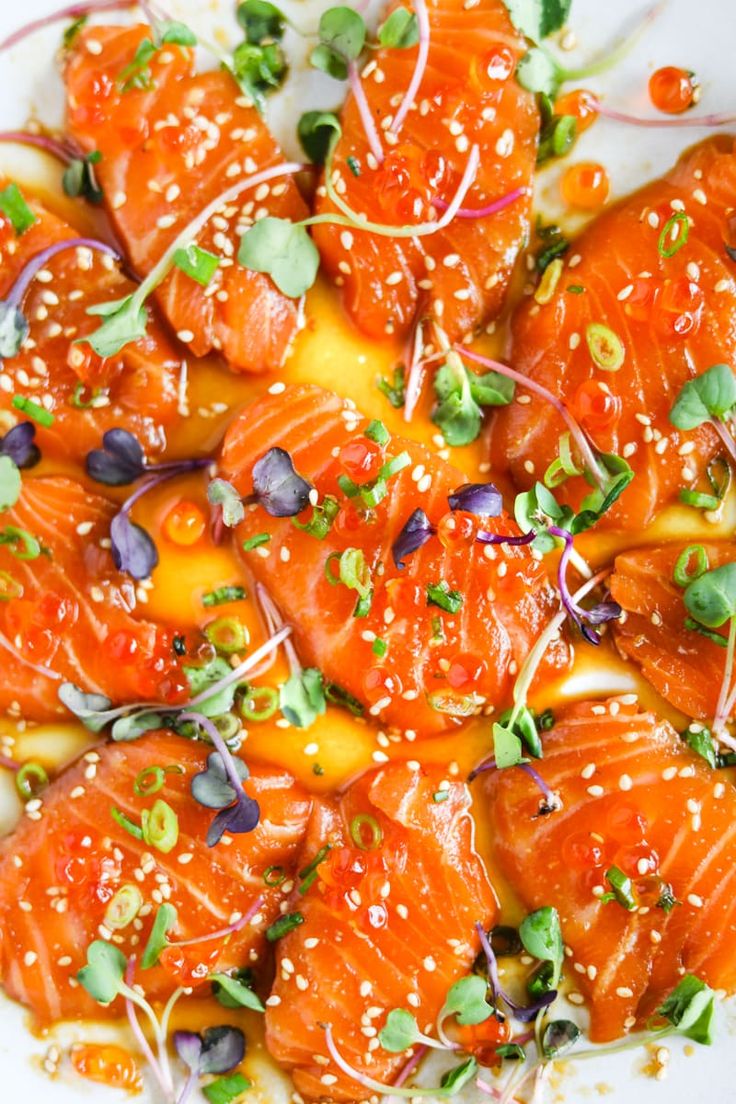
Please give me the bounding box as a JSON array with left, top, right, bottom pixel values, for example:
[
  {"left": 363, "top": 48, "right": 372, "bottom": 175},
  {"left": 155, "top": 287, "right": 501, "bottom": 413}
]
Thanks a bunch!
[{"left": 1, "top": 0, "right": 736, "bottom": 1100}]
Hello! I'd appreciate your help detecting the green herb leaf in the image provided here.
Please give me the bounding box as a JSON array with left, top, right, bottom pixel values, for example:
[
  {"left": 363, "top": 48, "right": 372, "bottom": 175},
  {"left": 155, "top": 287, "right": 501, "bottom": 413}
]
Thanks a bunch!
[
  {"left": 0, "top": 456, "right": 22, "bottom": 512},
  {"left": 601, "top": 865, "right": 637, "bottom": 911},
  {"left": 516, "top": 46, "right": 561, "bottom": 96},
  {"left": 0, "top": 183, "right": 36, "bottom": 236},
  {"left": 432, "top": 353, "right": 512, "bottom": 448},
  {"left": 683, "top": 724, "right": 717, "bottom": 769},
  {"left": 238, "top": 217, "right": 319, "bottom": 298},
  {"left": 377, "top": 364, "right": 406, "bottom": 409},
  {"left": 542, "top": 1019, "right": 580, "bottom": 1058},
  {"left": 202, "top": 1073, "right": 252, "bottom": 1104},
  {"left": 119, "top": 37, "right": 158, "bottom": 91},
  {"left": 670, "top": 363, "right": 736, "bottom": 431},
  {"left": 519, "top": 906, "right": 563, "bottom": 985},
  {"left": 297, "top": 111, "right": 341, "bottom": 165},
  {"left": 141, "top": 903, "right": 178, "bottom": 968},
  {"left": 658, "top": 975, "right": 715, "bottom": 1045},
  {"left": 310, "top": 6, "right": 366, "bottom": 80},
  {"left": 83, "top": 295, "right": 148, "bottom": 358},
  {"left": 77, "top": 940, "right": 127, "bottom": 1004},
  {"left": 173, "top": 244, "right": 220, "bottom": 287},
  {"left": 378, "top": 6, "right": 419, "bottom": 47},
  {"left": 237, "top": 0, "right": 286, "bottom": 42},
  {"left": 379, "top": 1008, "right": 420, "bottom": 1052},
  {"left": 442, "top": 975, "right": 494, "bottom": 1026},
  {"left": 280, "top": 667, "right": 326, "bottom": 728},
  {"left": 492, "top": 721, "right": 524, "bottom": 769},
  {"left": 210, "top": 972, "right": 265, "bottom": 1012},
  {"left": 438, "top": 1057, "right": 478, "bottom": 1095},
  {"left": 232, "top": 40, "right": 287, "bottom": 106},
  {"left": 683, "top": 563, "right": 736, "bottom": 628},
  {"left": 503, "top": 0, "right": 571, "bottom": 41}
]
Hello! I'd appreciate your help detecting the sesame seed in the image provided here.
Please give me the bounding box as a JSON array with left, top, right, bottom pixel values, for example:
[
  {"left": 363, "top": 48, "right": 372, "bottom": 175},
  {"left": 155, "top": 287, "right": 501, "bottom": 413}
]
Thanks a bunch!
[{"left": 616, "top": 986, "right": 634, "bottom": 998}]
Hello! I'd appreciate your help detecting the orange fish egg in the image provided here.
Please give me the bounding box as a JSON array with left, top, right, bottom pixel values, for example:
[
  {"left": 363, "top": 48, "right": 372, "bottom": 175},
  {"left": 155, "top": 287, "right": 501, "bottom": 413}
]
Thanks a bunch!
[
  {"left": 571, "top": 379, "right": 622, "bottom": 433},
  {"left": 163, "top": 499, "right": 207, "bottom": 546},
  {"left": 648, "top": 66, "right": 698, "bottom": 114},
  {"left": 71, "top": 1043, "right": 143, "bottom": 1093},
  {"left": 555, "top": 88, "right": 599, "bottom": 133},
  {"left": 560, "top": 162, "right": 610, "bottom": 210}
]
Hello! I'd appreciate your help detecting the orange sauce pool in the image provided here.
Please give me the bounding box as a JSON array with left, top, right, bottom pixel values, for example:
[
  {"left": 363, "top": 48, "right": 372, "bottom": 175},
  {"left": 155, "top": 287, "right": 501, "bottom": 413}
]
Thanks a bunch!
[{"left": 1, "top": 144, "right": 732, "bottom": 1097}]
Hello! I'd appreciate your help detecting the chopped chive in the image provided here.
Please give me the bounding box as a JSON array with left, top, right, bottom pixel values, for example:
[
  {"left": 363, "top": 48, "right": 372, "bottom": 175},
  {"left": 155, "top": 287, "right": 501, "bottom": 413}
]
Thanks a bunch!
[
  {"left": 349, "top": 813, "right": 383, "bottom": 851},
  {"left": 172, "top": 243, "right": 220, "bottom": 286},
  {"left": 426, "top": 580, "right": 463, "bottom": 614},
  {"left": 658, "top": 211, "right": 689, "bottom": 259},
  {"left": 243, "top": 533, "right": 270, "bottom": 551},
  {"left": 133, "top": 765, "right": 166, "bottom": 796},
  {"left": 111, "top": 805, "right": 144, "bottom": 840},
  {"left": 0, "top": 183, "right": 36, "bottom": 235},
  {"left": 601, "top": 865, "right": 636, "bottom": 910},
  {"left": 15, "top": 761, "right": 48, "bottom": 801},
  {"left": 265, "top": 911, "right": 305, "bottom": 941},
  {"left": 372, "top": 637, "right": 388, "bottom": 658},
  {"left": 566, "top": 284, "right": 585, "bottom": 294},
  {"left": 365, "top": 419, "right": 390, "bottom": 446},
  {"left": 299, "top": 844, "right": 331, "bottom": 894},
  {"left": 347, "top": 156, "right": 361, "bottom": 176},
  {"left": 11, "top": 395, "right": 54, "bottom": 427},
  {"left": 432, "top": 790, "right": 450, "bottom": 803},
  {"left": 337, "top": 473, "right": 360, "bottom": 498},
  {"left": 202, "top": 585, "right": 247, "bottom": 607},
  {"left": 312, "top": 763, "right": 324, "bottom": 776},
  {"left": 263, "top": 864, "right": 286, "bottom": 886}
]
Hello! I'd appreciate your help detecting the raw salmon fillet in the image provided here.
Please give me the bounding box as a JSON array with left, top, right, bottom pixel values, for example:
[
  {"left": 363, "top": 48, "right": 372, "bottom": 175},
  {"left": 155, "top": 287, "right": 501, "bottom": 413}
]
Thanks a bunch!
[
  {"left": 0, "top": 731, "right": 313, "bottom": 1023},
  {"left": 312, "top": 0, "right": 538, "bottom": 341},
  {"left": 219, "top": 383, "right": 570, "bottom": 735},
  {"left": 490, "top": 136, "right": 736, "bottom": 529},
  {"left": 65, "top": 24, "right": 309, "bottom": 373},
  {"left": 610, "top": 542, "right": 735, "bottom": 719},
  {"left": 0, "top": 477, "right": 188, "bottom": 721},
  {"left": 0, "top": 181, "right": 181, "bottom": 459},
  {"left": 486, "top": 697, "right": 736, "bottom": 1041},
  {"left": 265, "top": 762, "right": 496, "bottom": 1099}
]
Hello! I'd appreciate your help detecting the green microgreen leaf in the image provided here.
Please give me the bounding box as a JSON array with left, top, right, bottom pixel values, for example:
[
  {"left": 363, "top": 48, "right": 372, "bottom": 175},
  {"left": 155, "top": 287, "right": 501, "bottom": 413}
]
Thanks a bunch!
[
  {"left": 377, "top": 364, "right": 406, "bottom": 409},
  {"left": 77, "top": 940, "right": 127, "bottom": 1004},
  {"left": 62, "top": 151, "right": 103, "bottom": 204},
  {"left": 210, "top": 972, "right": 265, "bottom": 1013},
  {"left": 0, "top": 456, "right": 22, "bottom": 512},
  {"left": 184, "top": 656, "right": 238, "bottom": 717},
  {"left": 141, "top": 903, "right": 178, "bottom": 968},
  {"left": 516, "top": 46, "right": 561, "bottom": 96},
  {"left": 502, "top": 0, "right": 572, "bottom": 41},
  {"left": 237, "top": 0, "right": 286, "bottom": 42},
  {"left": 232, "top": 40, "right": 287, "bottom": 107},
  {"left": 280, "top": 667, "right": 326, "bottom": 728},
  {"left": 0, "top": 302, "right": 29, "bottom": 358},
  {"left": 670, "top": 363, "right": 736, "bottom": 431},
  {"left": 683, "top": 563, "right": 736, "bottom": 628},
  {"left": 542, "top": 1019, "right": 580, "bottom": 1058},
  {"left": 81, "top": 294, "right": 148, "bottom": 358},
  {"left": 492, "top": 721, "right": 524, "bottom": 769},
  {"left": 310, "top": 6, "right": 366, "bottom": 80},
  {"left": 683, "top": 724, "right": 717, "bottom": 769},
  {"left": 297, "top": 111, "right": 342, "bottom": 164},
  {"left": 378, "top": 7, "right": 419, "bottom": 47},
  {"left": 238, "top": 217, "right": 319, "bottom": 298},
  {"left": 208, "top": 478, "right": 246, "bottom": 528},
  {"left": 441, "top": 975, "right": 494, "bottom": 1026},
  {"left": 438, "top": 1057, "right": 478, "bottom": 1095},
  {"left": 379, "top": 1008, "right": 421, "bottom": 1052},
  {"left": 519, "top": 906, "right": 563, "bottom": 986},
  {"left": 0, "top": 182, "right": 36, "bottom": 236},
  {"left": 657, "top": 975, "right": 716, "bottom": 1045},
  {"left": 202, "top": 1073, "right": 252, "bottom": 1104}
]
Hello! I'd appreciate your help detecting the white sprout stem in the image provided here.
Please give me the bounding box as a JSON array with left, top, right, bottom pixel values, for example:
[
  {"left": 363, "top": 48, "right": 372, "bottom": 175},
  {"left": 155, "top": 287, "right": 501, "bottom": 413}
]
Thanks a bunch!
[
  {"left": 121, "top": 980, "right": 175, "bottom": 1097},
  {"left": 124, "top": 992, "right": 173, "bottom": 1101},
  {"left": 308, "top": 143, "right": 480, "bottom": 239},
  {"left": 593, "top": 101, "right": 736, "bottom": 129},
  {"left": 323, "top": 1024, "right": 447, "bottom": 1098},
  {"left": 556, "top": 2, "right": 664, "bottom": 82},
  {"left": 390, "top": 0, "right": 430, "bottom": 136},
  {"left": 188, "top": 625, "right": 292, "bottom": 706},
  {"left": 711, "top": 418, "right": 736, "bottom": 464},
  {"left": 255, "top": 583, "right": 301, "bottom": 675},
  {"left": 507, "top": 569, "right": 610, "bottom": 730},
  {"left": 348, "top": 60, "right": 384, "bottom": 164},
  {"left": 403, "top": 318, "right": 427, "bottom": 422},
  {"left": 158, "top": 986, "right": 187, "bottom": 1042},
  {"left": 456, "top": 346, "right": 609, "bottom": 491},
  {"left": 713, "top": 616, "right": 736, "bottom": 736},
  {"left": 117, "top": 162, "right": 307, "bottom": 310},
  {"left": 568, "top": 546, "right": 593, "bottom": 581}
]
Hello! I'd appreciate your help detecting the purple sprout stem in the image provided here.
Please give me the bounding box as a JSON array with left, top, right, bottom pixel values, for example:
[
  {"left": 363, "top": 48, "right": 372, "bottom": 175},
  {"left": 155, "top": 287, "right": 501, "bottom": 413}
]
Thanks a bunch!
[
  {"left": 124, "top": 957, "right": 175, "bottom": 1101},
  {"left": 255, "top": 582, "right": 301, "bottom": 675},
  {"left": 348, "top": 60, "right": 384, "bottom": 165},
  {"left": 188, "top": 625, "right": 292, "bottom": 706},
  {"left": 168, "top": 894, "right": 264, "bottom": 948},
  {"left": 594, "top": 100, "right": 736, "bottom": 130},
  {"left": 390, "top": 0, "right": 430, "bottom": 136},
  {"left": 179, "top": 711, "right": 247, "bottom": 799},
  {"left": 0, "top": 752, "right": 19, "bottom": 771},
  {"left": 0, "top": 630, "right": 63, "bottom": 680},
  {"left": 0, "top": 0, "right": 138, "bottom": 51},
  {"left": 0, "top": 131, "right": 81, "bottom": 163},
  {"left": 711, "top": 418, "right": 736, "bottom": 465},
  {"left": 476, "top": 529, "right": 536, "bottom": 547},
  {"left": 456, "top": 347, "right": 609, "bottom": 492},
  {"left": 5, "top": 238, "right": 120, "bottom": 310},
  {"left": 119, "top": 459, "right": 210, "bottom": 516},
  {"left": 433, "top": 186, "right": 528, "bottom": 220}
]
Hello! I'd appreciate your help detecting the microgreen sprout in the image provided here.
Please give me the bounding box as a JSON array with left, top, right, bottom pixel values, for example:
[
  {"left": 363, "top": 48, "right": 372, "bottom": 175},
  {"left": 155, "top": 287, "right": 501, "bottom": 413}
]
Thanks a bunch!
[
  {"left": 183, "top": 712, "right": 260, "bottom": 846},
  {"left": 670, "top": 363, "right": 736, "bottom": 464},
  {"left": 174, "top": 1026, "right": 246, "bottom": 1104},
  {"left": 432, "top": 351, "right": 515, "bottom": 446},
  {"left": 681, "top": 562, "right": 736, "bottom": 740}
]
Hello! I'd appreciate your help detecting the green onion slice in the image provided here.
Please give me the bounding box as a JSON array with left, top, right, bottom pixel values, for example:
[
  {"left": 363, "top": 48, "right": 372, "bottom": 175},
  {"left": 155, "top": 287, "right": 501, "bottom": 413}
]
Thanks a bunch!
[
  {"left": 15, "top": 761, "right": 48, "bottom": 801},
  {"left": 104, "top": 884, "right": 143, "bottom": 930},
  {"left": 673, "top": 545, "right": 709, "bottom": 588},
  {"left": 658, "top": 212, "right": 689, "bottom": 259},
  {"left": 585, "top": 323, "right": 625, "bottom": 372},
  {"left": 349, "top": 812, "right": 383, "bottom": 851}
]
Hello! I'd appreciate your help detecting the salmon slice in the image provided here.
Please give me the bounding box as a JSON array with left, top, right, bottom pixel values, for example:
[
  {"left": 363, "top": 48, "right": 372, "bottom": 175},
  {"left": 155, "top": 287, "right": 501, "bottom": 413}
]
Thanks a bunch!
[
  {"left": 485, "top": 697, "right": 736, "bottom": 1042},
  {"left": 610, "top": 542, "right": 735, "bottom": 720},
  {"left": 0, "top": 730, "right": 313, "bottom": 1023},
  {"left": 311, "top": 0, "right": 538, "bottom": 341},
  {"left": 219, "top": 383, "right": 569, "bottom": 735},
  {"left": 0, "top": 181, "right": 181, "bottom": 459},
  {"left": 0, "top": 476, "right": 188, "bottom": 721},
  {"left": 265, "top": 762, "right": 496, "bottom": 1099},
  {"left": 489, "top": 136, "right": 736, "bottom": 530},
  {"left": 64, "top": 24, "right": 309, "bottom": 373}
]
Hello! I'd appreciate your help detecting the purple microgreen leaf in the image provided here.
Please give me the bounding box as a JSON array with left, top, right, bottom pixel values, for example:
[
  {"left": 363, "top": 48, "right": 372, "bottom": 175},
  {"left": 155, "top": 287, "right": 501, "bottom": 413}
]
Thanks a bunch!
[
  {"left": 583, "top": 600, "right": 623, "bottom": 626},
  {"left": 174, "top": 1030, "right": 204, "bottom": 1073},
  {"left": 191, "top": 751, "right": 249, "bottom": 810},
  {"left": 0, "top": 421, "right": 39, "bottom": 468},
  {"left": 475, "top": 923, "right": 557, "bottom": 1022},
  {"left": 110, "top": 511, "right": 159, "bottom": 579},
  {"left": 251, "top": 447, "right": 312, "bottom": 518},
  {"left": 447, "top": 482, "right": 503, "bottom": 517},
  {"left": 392, "top": 508, "right": 435, "bottom": 569},
  {"left": 208, "top": 478, "right": 245, "bottom": 528},
  {"left": 198, "top": 1026, "right": 246, "bottom": 1075},
  {"left": 86, "top": 428, "right": 146, "bottom": 486},
  {"left": 206, "top": 798, "right": 261, "bottom": 847}
]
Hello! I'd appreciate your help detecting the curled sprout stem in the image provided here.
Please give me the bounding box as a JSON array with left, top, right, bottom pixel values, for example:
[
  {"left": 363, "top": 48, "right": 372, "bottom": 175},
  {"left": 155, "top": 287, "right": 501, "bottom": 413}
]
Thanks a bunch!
[
  {"left": 712, "top": 616, "right": 736, "bottom": 738},
  {"left": 0, "top": 130, "right": 81, "bottom": 162},
  {"left": 348, "top": 60, "right": 384, "bottom": 164},
  {"left": 390, "top": 0, "right": 430, "bottom": 136},
  {"left": 322, "top": 1024, "right": 460, "bottom": 1098},
  {"left": 168, "top": 894, "right": 264, "bottom": 948},
  {"left": 0, "top": 0, "right": 137, "bottom": 52},
  {"left": 179, "top": 710, "right": 248, "bottom": 796},
  {"left": 7, "top": 238, "right": 120, "bottom": 310},
  {"left": 0, "top": 630, "right": 62, "bottom": 681},
  {"left": 455, "top": 347, "right": 609, "bottom": 491},
  {"left": 555, "top": 1, "right": 664, "bottom": 82},
  {"left": 433, "top": 186, "right": 528, "bottom": 220}
]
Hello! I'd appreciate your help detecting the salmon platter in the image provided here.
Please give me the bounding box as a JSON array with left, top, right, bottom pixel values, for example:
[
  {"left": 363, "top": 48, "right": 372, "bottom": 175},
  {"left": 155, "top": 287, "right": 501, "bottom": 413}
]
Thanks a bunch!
[{"left": 1, "top": 0, "right": 736, "bottom": 1101}]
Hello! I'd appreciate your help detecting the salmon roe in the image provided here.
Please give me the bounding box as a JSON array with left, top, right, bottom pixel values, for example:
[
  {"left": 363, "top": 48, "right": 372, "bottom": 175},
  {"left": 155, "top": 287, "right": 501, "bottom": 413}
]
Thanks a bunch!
[
  {"left": 470, "top": 43, "right": 516, "bottom": 90},
  {"left": 555, "top": 89, "right": 599, "bottom": 134},
  {"left": 437, "top": 510, "right": 478, "bottom": 550},
  {"left": 373, "top": 144, "right": 453, "bottom": 222},
  {"left": 648, "top": 66, "right": 698, "bottom": 115},
  {"left": 163, "top": 499, "right": 207, "bottom": 546},
  {"left": 339, "top": 438, "right": 383, "bottom": 483},
  {"left": 71, "top": 1044, "right": 142, "bottom": 1093},
  {"left": 572, "top": 380, "right": 621, "bottom": 433},
  {"left": 456, "top": 1015, "right": 511, "bottom": 1066},
  {"left": 560, "top": 162, "right": 610, "bottom": 210}
]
